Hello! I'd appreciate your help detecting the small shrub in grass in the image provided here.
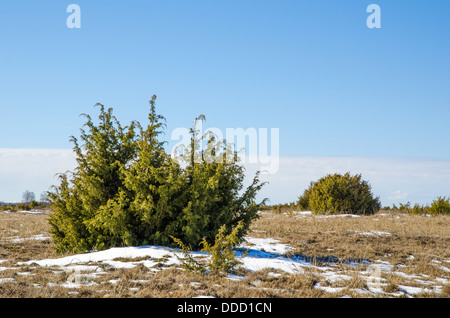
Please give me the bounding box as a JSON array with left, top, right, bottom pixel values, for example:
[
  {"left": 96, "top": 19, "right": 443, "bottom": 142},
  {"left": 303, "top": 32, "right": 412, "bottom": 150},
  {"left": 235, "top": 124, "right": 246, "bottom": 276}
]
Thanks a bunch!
[
  {"left": 411, "top": 203, "right": 428, "bottom": 215},
  {"left": 200, "top": 220, "right": 245, "bottom": 274},
  {"left": 395, "top": 197, "right": 450, "bottom": 215},
  {"left": 171, "top": 220, "right": 245, "bottom": 275},
  {"left": 171, "top": 236, "right": 207, "bottom": 274},
  {"left": 298, "top": 172, "right": 381, "bottom": 215},
  {"left": 396, "top": 202, "right": 428, "bottom": 215},
  {"left": 398, "top": 202, "right": 412, "bottom": 213},
  {"left": 429, "top": 196, "right": 450, "bottom": 215},
  {"left": 297, "top": 184, "right": 312, "bottom": 211}
]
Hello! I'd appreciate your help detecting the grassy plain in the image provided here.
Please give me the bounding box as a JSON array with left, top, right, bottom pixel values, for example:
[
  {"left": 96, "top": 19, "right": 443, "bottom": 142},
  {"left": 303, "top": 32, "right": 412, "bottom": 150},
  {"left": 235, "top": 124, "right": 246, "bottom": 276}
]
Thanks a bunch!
[{"left": 0, "top": 209, "right": 449, "bottom": 298}]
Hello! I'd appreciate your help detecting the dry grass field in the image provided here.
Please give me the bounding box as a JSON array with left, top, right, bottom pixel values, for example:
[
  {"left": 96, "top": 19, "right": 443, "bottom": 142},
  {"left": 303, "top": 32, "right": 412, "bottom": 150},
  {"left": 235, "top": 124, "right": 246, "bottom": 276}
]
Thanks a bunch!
[{"left": 0, "top": 209, "right": 449, "bottom": 298}]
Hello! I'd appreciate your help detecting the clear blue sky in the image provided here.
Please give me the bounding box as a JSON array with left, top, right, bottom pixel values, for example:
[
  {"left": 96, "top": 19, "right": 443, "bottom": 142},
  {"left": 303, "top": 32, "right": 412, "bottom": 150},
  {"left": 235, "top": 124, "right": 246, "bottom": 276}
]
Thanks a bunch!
[{"left": 1, "top": 1, "right": 449, "bottom": 204}]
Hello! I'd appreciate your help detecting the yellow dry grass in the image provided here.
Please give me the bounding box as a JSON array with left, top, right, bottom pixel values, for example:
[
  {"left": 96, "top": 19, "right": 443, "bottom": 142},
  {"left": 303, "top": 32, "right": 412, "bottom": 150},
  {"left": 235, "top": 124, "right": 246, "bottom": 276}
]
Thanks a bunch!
[{"left": 0, "top": 209, "right": 448, "bottom": 298}]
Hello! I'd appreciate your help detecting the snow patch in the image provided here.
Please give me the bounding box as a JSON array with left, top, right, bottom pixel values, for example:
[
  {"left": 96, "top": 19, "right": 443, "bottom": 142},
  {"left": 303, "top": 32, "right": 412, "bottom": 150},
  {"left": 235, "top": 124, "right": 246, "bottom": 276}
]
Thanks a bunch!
[
  {"left": 354, "top": 230, "right": 391, "bottom": 237},
  {"left": 240, "top": 237, "right": 293, "bottom": 255},
  {"left": 20, "top": 245, "right": 179, "bottom": 268},
  {"left": 4, "top": 234, "right": 51, "bottom": 243}
]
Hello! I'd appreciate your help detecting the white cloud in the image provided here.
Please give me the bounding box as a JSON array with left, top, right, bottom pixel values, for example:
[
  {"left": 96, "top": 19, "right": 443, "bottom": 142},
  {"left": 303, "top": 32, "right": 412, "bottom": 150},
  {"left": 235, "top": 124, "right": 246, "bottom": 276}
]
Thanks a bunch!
[
  {"left": 1, "top": 149, "right": 449, "bottom": 207},
  {"left": 243, "top": 156, "right": 450, "bottom": 206},
  {"left": 0, "top": 148, "right": 76, "bottom": 202},
  {"left": 387, "top": 190, "right": 409, "bottom": 201}
]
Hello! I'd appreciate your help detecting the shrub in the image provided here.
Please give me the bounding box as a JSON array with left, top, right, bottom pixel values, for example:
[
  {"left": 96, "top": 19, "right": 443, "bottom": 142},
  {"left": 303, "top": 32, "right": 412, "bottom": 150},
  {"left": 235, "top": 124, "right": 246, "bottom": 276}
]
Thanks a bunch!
[
  {"left": 199, "top": 220, "right": 245, "bottom": 274},
  {"left": 48, "top": 102, "right": 138, "bottom": 253},
  {"left": 395, "top": 197, "right": 450, "bottom": 215},
  {"left": 170, "top": 236, "right": 207, "bottom": 274},
  {"left": 429, "top": 196, "right": 450, "bottom": 215},
  {"left": 399, "top": 203, "right": 428, "bottom": 215},
  {"left": 297, "top": 182, "right": 313, "bottom": 211},
  {"left": 297, "top": 172, "right": 381, "bottom": 215},
  {"left": 411, "top": 203, "right": 427, "bottom": 215},
  {"left": 48, "top": 97, "right": 265, "bottom": 253},
  {"left": 171, "top": 220, "right": 245, "bottom": 274}
]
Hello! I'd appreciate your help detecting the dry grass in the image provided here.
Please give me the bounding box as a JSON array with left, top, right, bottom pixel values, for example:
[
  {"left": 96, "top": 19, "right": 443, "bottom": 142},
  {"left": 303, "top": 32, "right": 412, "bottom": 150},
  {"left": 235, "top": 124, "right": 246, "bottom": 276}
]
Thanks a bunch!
[
  {"left": 252, "top": 211, "right": 449, "bottom": 263},
  {"left": 0, "top": 209, "right": 449, "bottom": 298}
]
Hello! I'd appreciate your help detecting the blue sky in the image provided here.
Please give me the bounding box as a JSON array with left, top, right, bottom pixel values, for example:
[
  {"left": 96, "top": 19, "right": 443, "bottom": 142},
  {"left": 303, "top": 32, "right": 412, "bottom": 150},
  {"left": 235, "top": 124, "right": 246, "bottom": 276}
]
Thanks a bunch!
[{"left": 1, "top": 1, "right": 450, "bottom": 204}]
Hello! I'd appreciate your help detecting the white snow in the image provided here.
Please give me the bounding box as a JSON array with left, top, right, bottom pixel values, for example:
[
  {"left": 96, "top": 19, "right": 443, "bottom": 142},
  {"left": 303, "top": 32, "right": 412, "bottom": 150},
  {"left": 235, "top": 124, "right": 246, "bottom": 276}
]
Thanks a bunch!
[
  {"left": 20, "top": 245, "right": 180, "bottom": 269},
  {"left": 4, "top": 234, "right": 51, "bottom": 243},
  {"left": 398, "top": 285, "right": 427, "bottom": 295},
  {"left": 316, "top": 214, "right": 361, "bottom": 219},
  {"left": 321, "top": 271, "right": 352, "bottom": 284},
  {"left": 20, "top": 238, "right": 305, "bottom": 275},
  {"left": 16, "top": 235, "right": 448, "bottom": 297},
  {"left": 315, "top": 283, "right": 345, "bottom": 293},
  {"left": 18, "top": 210, "right": 44, "bottom": 214},
  {"left": 240, "top": 237, "right": 293, "bottom": 255},
  {"left": 292, "top": 211, "right": 313, "bottom": 216},
  {"left": 0, "top": 278, "right": 14, "bottom": 284},
  {"left": 226, "top": 274, "right": 246, "bottom": 281},
  {"left": 240, "top": 256, "right": 305, "bottom": 274},
  {"left": 370, "top": 260, "right": 394, "bottom": 272},
  {"left": 290, "top": 211, "right": 362, "bottom": 218},
  {"left": 1, "top": 210, "right": 45, "bottom": 214},
  {"left": 354, "top": 230, "right": 391, "bottom": 237}
]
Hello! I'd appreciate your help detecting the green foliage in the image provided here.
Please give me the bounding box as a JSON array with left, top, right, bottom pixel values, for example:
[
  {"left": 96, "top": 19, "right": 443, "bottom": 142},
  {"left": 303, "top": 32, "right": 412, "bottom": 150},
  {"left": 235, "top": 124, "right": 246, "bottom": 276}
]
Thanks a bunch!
[
  {"left": 429, "top": 196, "right": 450, "bottom": 215},
  {"left": 171, "top": 220, "right": 245, "bottom": 274},
  {"left": 411, "top": 203, "right": 427, "bottom": 215},
  {"left": 394, "top": 202, "right": 428, "bottom": 215},
  {"left": 48, "top": 97, "right": 265, "bottom": 254},
  {"left": 0, "top": 201, "right": 48, "bottom": 212},
  {"left": 48, "top": 102, "right": 137, "bottom": 253},
  {"left": 261, "top": 202, "right": 297, "bottom": 215},
  {"left": 398, "top": 202, "right": 412, "bottom": 212},
  {"left": 168, "top": 114, "right": 265, "bottom": 248},
  {"left": 392, "top": 197, "right": 450, "bottom": 215},
  {"left": 199, "top": 220, "right": 245, "bottom": 274},
  {"left": 297, "top": 182, "right": 313, "bottom": 211},
  {"left": 298, "top": 173, "right": 381, "bottom": 215},
  {"left": 170, "top": 236, "right": 207, "bottom": 274}
]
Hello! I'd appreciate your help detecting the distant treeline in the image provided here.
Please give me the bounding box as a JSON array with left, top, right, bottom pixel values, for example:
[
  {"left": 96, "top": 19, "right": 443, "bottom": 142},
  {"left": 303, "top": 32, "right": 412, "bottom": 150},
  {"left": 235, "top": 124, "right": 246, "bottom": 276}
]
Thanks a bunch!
[
  {"left": 0, "top": 201, "right": 49, "bottom": 212},
  {"left": 262, "top": 196, "right": 450, "bottom": 216}
]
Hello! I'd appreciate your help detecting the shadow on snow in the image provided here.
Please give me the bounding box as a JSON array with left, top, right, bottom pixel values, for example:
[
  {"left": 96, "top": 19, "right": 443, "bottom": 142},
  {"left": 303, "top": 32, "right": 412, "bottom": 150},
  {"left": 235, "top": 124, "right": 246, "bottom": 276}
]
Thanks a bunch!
[{"left": 233, "top": 248, "right": 371, "bottom": 267}]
